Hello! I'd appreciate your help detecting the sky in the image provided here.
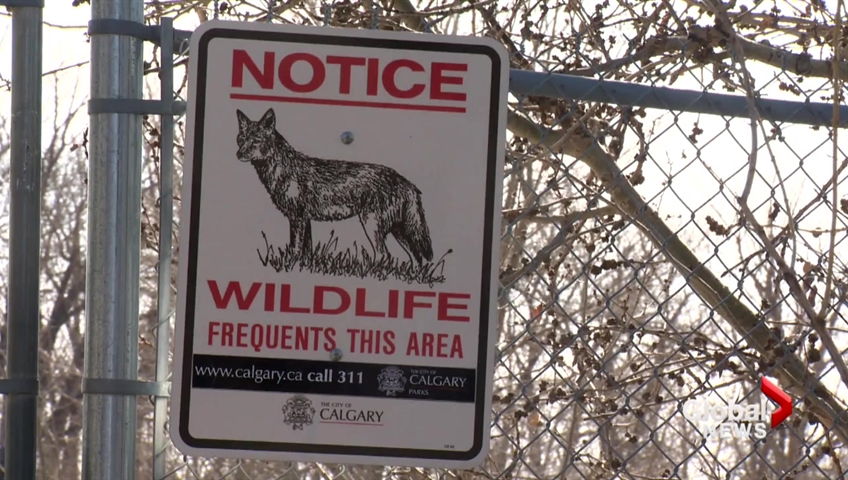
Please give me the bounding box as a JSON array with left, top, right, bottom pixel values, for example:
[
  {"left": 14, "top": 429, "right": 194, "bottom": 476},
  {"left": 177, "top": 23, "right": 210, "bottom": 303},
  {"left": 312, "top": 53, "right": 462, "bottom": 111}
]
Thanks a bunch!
[
  {"left": 0, "top": 1, "right": 840, "bottom": 238},
  {"left": 1, "top": 3, "right": 90, "bottom": 139},
  {"left": 0, "top": 2, "right": 203, "bottom": 143}
]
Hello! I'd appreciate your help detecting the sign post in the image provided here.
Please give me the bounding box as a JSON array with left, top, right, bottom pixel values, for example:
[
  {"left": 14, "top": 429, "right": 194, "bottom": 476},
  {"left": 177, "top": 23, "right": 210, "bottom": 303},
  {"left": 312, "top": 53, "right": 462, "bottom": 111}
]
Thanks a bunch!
[{"left": 170, "top": 20, "right": 508, "bottom": 468}]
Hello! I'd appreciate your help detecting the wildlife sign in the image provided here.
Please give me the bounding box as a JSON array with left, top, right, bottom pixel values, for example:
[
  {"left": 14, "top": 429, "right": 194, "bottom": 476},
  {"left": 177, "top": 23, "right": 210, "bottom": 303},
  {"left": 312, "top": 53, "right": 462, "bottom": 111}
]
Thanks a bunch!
[{"left": 169, "top": 20, "right": 509, "bottom": 468}]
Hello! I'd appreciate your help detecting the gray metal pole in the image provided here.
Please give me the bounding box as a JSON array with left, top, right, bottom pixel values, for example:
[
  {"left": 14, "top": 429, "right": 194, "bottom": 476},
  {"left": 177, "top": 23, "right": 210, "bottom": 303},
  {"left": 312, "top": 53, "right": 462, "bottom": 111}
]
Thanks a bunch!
[
  {"left": 82, "top": 0, "right": 144, "bottom": 477},
  {"left": 152, "top": 17, "right": 175, "bottom": 480},
  {"left": 4, "top": 5, "right": 42, "bottom": 480}
]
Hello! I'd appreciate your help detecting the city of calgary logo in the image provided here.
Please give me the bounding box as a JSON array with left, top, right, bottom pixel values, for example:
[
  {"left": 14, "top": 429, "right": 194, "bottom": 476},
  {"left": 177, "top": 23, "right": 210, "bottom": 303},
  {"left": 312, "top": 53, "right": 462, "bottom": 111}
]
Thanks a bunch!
[
  {"left": 377, "top": 366, "right": 407, "bottom": 396},
  {"left": 282, "top": 395, "right": 315, "bottom": 430},
  {"left": 282, "top": 396, "right": 386, "bottom": 429},
  {"left": 683, "top": 377, "right": 793, "bottom": 440}
]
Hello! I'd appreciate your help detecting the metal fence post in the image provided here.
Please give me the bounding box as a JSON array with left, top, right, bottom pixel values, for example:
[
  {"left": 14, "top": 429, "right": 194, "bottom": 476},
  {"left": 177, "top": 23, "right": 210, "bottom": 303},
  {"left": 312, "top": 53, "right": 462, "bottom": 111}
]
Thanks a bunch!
[
  {"left": 82, "top": 0, "right": 144, "bottom": 477},
  {"left": 152, "top": 17, "right": 175, "bottom": 480},
  {"left": 3, "top": 4, "right": 43, "bottom": 480}
]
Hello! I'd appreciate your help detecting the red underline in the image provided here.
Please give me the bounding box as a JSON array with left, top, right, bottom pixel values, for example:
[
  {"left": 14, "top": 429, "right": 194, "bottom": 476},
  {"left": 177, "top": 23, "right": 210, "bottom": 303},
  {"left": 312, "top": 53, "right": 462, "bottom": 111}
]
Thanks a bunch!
[
  {"left": 320, "top": 420, "right": 383, "bottom": 426},
  {"left": 230, "top": 93, "right": 466, "bottom": 113}
]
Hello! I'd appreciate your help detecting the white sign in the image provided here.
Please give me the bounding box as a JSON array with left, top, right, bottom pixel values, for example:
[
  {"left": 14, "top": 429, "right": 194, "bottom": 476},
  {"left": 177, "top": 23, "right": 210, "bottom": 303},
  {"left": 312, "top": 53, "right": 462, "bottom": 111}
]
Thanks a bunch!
[{"left": 169, "top": 20, "right": 509, "bottom": 468}]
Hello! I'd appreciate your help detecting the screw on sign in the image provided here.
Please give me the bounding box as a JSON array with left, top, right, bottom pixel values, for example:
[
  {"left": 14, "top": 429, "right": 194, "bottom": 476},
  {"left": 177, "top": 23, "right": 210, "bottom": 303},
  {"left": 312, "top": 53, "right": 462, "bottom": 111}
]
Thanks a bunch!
[{"left": 168, "top": 21, "right": 509, "bottom": 468}]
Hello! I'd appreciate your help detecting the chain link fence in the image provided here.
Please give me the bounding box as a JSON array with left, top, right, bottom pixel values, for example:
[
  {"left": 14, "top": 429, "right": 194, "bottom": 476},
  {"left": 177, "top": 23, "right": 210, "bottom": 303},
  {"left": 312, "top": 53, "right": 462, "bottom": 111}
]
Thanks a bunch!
[
  {"left": 2, "top": 0, "right": 848, "bottom": 478},
  {"left": 137, "top": 3, "right": 848, "bottom": 479}
]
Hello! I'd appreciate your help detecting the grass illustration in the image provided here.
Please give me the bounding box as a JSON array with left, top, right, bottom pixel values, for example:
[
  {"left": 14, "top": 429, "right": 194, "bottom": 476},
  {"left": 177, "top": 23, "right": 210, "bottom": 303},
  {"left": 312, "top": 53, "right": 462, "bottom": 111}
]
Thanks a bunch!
[{"left": 256, "top": 230, "right": 450, "bottom": 286}]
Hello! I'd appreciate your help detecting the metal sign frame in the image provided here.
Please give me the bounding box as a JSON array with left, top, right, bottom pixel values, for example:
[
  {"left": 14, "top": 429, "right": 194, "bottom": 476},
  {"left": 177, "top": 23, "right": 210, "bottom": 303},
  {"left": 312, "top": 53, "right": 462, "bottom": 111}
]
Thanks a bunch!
[{"left": 169, "top": 20, "right": 508, "bottom": 468}]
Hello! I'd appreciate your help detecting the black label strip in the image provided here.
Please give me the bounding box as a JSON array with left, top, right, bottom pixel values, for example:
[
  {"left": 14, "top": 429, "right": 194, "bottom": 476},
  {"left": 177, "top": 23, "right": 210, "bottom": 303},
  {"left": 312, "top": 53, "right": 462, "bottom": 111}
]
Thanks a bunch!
[{"left": 191, "top": 354, "right": 476, "bottom": 403}]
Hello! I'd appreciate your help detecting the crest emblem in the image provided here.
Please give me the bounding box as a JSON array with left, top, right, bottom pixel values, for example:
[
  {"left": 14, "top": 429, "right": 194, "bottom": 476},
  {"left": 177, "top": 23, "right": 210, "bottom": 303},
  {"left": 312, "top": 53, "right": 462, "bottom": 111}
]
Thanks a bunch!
[
  {"left": 377, "top": 366, "right": 407, "bottom": 396},
  {"left": 282, "top": 395, "right": 316, "bottom": 430}
]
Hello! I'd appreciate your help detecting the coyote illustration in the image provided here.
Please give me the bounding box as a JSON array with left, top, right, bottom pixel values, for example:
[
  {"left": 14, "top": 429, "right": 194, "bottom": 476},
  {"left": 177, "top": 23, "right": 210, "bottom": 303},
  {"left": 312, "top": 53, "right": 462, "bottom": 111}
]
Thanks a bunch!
[{"left": 236, "top": 108, "right": 434, "bottom": 267}]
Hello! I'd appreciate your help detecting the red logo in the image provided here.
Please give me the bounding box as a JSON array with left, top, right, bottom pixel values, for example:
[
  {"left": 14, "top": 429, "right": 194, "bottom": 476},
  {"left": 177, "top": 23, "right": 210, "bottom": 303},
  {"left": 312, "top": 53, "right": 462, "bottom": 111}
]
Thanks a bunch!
[{"left": 761, "top": 377, "right": 792, "bottom": 428}]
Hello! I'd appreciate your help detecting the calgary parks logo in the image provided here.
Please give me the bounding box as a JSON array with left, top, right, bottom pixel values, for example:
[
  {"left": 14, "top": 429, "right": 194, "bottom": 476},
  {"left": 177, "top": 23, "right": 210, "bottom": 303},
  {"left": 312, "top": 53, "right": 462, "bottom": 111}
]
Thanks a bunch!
[{"left": 682, "top": 377, "right": 792, "bottom": 441}]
